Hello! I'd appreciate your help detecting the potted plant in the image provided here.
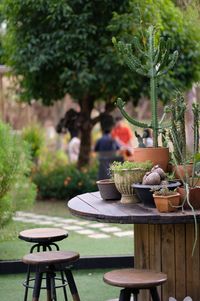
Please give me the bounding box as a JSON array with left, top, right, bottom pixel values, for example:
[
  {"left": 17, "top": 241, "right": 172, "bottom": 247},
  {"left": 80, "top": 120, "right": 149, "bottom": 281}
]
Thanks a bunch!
[
  {"left": 165, "top": 92, "right": 193, "bottom": 179},
  {"left": 112, "top": 25, "right": 178, "bottom": 171},
  {"left": 153, "top": 186, "right": 180, "bottom": 213},
  {"left": 132, "top": 165, "right": 181, "bottom": 208},
  {"left": 166, "top": 96, "right": 200, "bottom": 209},
  {"left": 110, "top": 160, "right": 152, "bottom": 204}
]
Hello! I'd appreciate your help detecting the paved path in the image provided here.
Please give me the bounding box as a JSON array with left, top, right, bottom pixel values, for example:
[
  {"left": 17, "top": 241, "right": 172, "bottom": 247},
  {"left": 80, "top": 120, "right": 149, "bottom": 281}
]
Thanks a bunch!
[{"left": 13, "top": 211, "right": 133, "bottom": 239}]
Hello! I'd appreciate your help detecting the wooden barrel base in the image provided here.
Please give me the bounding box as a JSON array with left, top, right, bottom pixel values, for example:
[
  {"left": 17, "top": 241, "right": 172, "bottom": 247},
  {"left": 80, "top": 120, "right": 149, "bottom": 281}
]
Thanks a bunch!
[{"left": 134, "top": 223, "right": 200, "bottom": 301}]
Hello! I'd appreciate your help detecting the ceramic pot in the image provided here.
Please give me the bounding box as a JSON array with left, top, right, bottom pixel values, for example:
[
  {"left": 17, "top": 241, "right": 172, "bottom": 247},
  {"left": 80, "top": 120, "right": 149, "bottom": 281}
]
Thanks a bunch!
[
  {"left": 113, "top": 168, "right": 146, "bottom": 204},
  {"left": 178, "top": 186, "right": 200, "bottom": 209},
  {"left": 96, "top": 179, "right": 121, "bottom": 201},
  {"left": 172, "top": 164, "right": 193, "bottom": 180},
  {"left": 127, "top": 147, "right": 169, "bottom": 172},
  {"left": 132, "top": 181, "right": 181, "bottom": 208},
  {"left": 153, "top": 193, "right": 180, "bottom": 213}
]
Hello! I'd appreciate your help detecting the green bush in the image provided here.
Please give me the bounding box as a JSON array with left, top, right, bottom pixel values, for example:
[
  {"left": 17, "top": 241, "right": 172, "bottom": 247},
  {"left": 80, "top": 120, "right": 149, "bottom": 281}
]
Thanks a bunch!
[
  {"left": 33, "top": 163, "right": 98, "bottom": 200},
  {"left": 0, "top": 122, "right": 36, "bottom": 226},
  {"left": 22, "top": 123, "right": 45, "bottom": 162},
  {"left": 38, "top": 148, "right": 68, "bottom": 174}
]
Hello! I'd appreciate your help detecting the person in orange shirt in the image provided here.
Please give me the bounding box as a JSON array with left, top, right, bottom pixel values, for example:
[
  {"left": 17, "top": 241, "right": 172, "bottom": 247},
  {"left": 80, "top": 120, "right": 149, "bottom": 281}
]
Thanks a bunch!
[{"left": 111, "top": 116, "right": 134, "bottom": 153}]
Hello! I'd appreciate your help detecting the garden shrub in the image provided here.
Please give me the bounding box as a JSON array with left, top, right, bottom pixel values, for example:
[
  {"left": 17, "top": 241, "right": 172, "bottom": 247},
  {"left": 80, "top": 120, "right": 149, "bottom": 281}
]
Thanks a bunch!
[
  {"left": 22, "top": 123, "right": 45, "bottom": 162},
  {"left": 33, "top": 162, "right": 98, "bottom": 200},
  {"left": 0, "top": 122, "right": 36, "bottom": 226},
  {"left": 38, "top": 148, "right": 68, "bottom": 174}
]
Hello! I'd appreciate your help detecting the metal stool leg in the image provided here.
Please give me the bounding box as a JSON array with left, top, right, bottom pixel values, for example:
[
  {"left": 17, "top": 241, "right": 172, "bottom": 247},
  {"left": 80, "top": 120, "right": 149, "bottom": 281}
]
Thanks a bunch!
[
  {"left": 132, "top": 288, "right": 139, "bottom": 301},
  {"left": 23, "top": 265, "right": 31, "bottom": 301},
  {"left": 32, "top": 270, "right": 43, "bottom": 301},
  {"left": 119, "top": 288, "right": 131, "bottom": 301},
  {"left": 46, "top": 272, "right": 52, "bottom": 301},
  {"left": 60, "top": 270, "right": 68, "bottom": 301},
  {"left": 64, "top": 268, "right": 80, "bottom": 301},
  {"left": 50, "top": 272, "right": 57, "bottom": 301},
  {"left": 150, "top": 287, "right": 160, "bottom": 301}
]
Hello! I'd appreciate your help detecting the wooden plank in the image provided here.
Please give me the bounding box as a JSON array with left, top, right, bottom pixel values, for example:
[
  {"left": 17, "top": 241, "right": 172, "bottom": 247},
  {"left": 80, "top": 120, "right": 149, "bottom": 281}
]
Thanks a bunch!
[
  {"left": 134, "top": 224, "right": 149, "bottom": 301},
  {"left": 149, "top": 224, "right": 161, "bottom": 300},
  {"left": 175, "top": 224, "right": 186, "bottom": 301},
  {"left": 186, "top": 224, "right": 200, "bottom": 301},
  {"left": 79, "top": 193, "right": 128, "bottom": 217},
  {"left": 161, "top": 224, "right": 175, "bottom": 300}
]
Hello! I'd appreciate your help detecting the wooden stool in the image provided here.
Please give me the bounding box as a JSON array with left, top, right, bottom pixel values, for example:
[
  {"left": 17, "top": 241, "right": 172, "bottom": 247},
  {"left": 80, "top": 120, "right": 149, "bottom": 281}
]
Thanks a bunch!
[
  {"left": 103, "top": 268, "right": 167, "bottom": 301},
  {"left": 19, "top": 228, "right": 68, "bottom": 301},
  {"left": 22, "top": 250, "right": 80, "bottom": 301},
  {"left": 19, "top": 227, "right": 68, "bottom": 252}
]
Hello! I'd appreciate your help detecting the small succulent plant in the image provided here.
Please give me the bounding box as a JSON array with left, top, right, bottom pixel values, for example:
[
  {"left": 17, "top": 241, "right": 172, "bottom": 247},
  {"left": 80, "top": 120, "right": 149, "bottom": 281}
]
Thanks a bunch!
[{"left": 153, "top": 186, "right": 177, "bottom": 196}]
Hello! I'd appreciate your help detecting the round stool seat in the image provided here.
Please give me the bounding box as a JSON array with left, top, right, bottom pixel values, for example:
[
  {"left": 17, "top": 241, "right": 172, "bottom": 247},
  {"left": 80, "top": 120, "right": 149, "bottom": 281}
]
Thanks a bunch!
[
  {"left": 103, "top": 268, "right": 167, "bottom": 289},
  {"left": 19, "top": 228, "right": 68, "bottom": 243},
  {"left": 23, "top": 250, "right": 79, "bottom": 265}
]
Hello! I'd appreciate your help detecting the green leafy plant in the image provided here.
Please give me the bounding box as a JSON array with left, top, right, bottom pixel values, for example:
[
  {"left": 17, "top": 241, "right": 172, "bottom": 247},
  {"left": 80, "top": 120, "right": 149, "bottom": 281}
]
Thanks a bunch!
[
  {"left": 110, "top": 160, "right": 152, "bottom": 172},
  {"left": 113, "top": 25, "right": 178, "bottom": 147},
  {"left": 0, "top": 121, "right": 36, "bottom": 226},
  {"left": 22, "top": 123, "right": 45, "bottom": 163}
]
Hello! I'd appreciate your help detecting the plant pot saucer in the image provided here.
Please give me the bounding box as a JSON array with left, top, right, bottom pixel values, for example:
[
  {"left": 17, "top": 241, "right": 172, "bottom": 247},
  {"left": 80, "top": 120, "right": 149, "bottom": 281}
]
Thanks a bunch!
[{"left": 132, "top": 181, "right": 181, "bottom": 208}]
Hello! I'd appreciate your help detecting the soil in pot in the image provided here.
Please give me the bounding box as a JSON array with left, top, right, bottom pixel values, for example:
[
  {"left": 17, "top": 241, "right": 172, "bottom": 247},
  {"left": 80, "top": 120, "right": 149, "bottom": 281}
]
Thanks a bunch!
[
  {"left": 96, "top": 179, "right": 121, "bottom": 201},
  {"left": 153, "top": 193, "right": 180, "bottom": 213}
]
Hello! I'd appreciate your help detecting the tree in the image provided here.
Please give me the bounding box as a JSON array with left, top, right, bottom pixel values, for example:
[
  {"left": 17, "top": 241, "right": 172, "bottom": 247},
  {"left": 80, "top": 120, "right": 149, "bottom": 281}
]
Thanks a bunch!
[{"left": 1, "top": 0, "right": 200, "bottom": 166}]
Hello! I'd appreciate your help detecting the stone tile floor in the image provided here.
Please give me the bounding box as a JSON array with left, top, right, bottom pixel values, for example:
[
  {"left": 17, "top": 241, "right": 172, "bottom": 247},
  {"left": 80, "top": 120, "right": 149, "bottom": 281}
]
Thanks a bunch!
[{"left": 13, "top": 211, "right": 133, "bottom": 239}]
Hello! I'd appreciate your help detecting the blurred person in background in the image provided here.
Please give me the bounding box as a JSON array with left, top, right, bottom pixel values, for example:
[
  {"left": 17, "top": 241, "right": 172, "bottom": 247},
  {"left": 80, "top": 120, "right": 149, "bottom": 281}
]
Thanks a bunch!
[
  {"left": 68, "top": 129, "right": 80, "bottom": 163},
  {"left": 94, "top": 114, "right": 122, "bottom": 179},
  {"left": 111, "top": 116, "right": 134, "bottom": 154}
]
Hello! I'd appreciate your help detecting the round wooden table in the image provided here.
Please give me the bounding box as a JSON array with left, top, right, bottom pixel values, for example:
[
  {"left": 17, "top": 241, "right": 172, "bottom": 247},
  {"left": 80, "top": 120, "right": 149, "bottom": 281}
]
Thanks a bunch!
[{"left": 68, "top": 191, "right": 200, "bottom": 301}]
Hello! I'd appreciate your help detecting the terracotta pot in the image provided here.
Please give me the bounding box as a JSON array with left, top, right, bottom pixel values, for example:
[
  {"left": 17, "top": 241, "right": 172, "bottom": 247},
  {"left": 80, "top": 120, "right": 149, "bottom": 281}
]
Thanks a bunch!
[
  {"left": 172, "top": 164, "right": 193, "bottom": 180},
  {"left": 153, "top": 193, "right": 180, "bottom": 213},
  {"left": 127, "top": 147, "right": 169, "bottom": 172},
  {"left": 177, "top": 186, "right": 200, "bottom": 209},
  {"left": 113, "top": 168, "right": 146, "bottom": 204},
  {"left": 96, "top": 179, "right": 121, "bottom": 201}
]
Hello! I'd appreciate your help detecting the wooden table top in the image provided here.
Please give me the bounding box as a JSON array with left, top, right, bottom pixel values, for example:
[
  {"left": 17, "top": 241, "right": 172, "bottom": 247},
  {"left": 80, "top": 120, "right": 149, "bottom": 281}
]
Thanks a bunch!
[{"left": 68, "top": 191, "right": 200, "bottom": 224}]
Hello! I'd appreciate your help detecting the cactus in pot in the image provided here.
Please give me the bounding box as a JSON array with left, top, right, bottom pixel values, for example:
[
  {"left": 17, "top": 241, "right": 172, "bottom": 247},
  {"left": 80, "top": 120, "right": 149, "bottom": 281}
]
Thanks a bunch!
[{"left": 112, "top": 25, "right": 178, "bottom": 147}]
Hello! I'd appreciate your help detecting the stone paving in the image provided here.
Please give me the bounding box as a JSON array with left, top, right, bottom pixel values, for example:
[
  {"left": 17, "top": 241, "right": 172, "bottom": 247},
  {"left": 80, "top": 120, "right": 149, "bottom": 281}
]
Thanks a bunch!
[{"left": 13, "top": 211, "right": 133, "bottom": 239}]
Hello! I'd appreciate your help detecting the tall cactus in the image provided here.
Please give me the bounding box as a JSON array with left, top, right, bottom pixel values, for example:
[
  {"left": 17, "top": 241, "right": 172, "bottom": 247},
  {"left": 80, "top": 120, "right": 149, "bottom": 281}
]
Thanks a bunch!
[{"left": 113, "top": 25, "right": 178, "bottom": 147}]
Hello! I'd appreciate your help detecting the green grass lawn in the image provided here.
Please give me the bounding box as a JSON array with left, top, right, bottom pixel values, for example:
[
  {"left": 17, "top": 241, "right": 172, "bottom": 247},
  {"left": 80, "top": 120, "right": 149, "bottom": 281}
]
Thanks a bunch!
[
  {"left": 0, "top": 199, "right": 134, "bottom": 260},
  {"left": 0, "top": 269, "right": 120, "bottom": 301}
]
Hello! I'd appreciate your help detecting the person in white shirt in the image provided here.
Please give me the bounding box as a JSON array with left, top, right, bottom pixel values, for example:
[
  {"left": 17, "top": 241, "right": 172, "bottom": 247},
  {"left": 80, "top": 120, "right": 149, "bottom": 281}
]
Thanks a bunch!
[{"left": 68, "top": 129, "right": 80, "bottom": 163}]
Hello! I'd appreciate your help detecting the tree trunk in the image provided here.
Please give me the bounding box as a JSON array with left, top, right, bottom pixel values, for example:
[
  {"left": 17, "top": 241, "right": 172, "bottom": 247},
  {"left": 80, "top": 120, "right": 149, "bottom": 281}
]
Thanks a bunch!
[{"left": 78, "top": 96, "right": 94, "bottom": 168}]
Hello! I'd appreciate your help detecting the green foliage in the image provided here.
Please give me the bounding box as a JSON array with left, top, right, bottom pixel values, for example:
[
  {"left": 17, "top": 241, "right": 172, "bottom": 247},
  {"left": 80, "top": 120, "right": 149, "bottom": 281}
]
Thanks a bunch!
[
  {"left": 38, "top": 148, "right": 68, "bottom": 174},
  {"left": 110, "top": 160, "right": 152, "bottom": 171},
  {"left": 1, "top": 0, "right": 133, "bottom": 105},
  {"left": 165, "top": 92, "right": 187, "bottom": 164},
  {"left": 33, "top": 163, "right": 98, "bottom": 200},
  {"left": 110, "top": 0, "right": 200, "bottom": 102},
  {"left": 22, "top": 123, "right": 45, "bottom": 162},
  {"left": 114, "top": 25, "right": 178, "bottom": 147},
  {"left": 0, "top": 122, "right": 36, "bottom": 226}
]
